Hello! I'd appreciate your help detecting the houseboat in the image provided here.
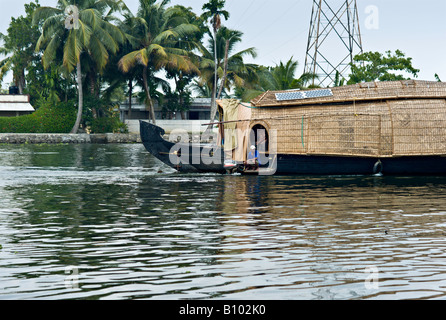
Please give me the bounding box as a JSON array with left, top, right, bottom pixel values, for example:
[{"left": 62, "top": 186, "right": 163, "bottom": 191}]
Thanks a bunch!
[{"left": 140, "top": 80, "right": 446, "bottom": 175}]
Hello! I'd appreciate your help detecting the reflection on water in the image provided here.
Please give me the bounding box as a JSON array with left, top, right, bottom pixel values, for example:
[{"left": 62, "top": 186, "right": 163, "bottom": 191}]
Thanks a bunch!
[{"left": 0, "top": 144, "right": 445, "bottom": 299}]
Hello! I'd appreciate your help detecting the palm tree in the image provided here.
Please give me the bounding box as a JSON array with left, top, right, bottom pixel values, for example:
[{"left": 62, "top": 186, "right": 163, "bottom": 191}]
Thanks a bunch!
[
  {"left": 201, "top": 0, "right": 229, "bottom": 124},
  {"left": 237, "top": 57, "right": 318, "bottom": 102},
  {"left": 33, "top": 0, "right": 126, "bottom": 133},
  {"left": 333, "top": 70, "right": 346, "bottom": 87},
  {"left": 162, "top": 5, "right": 203, "bottom": 119},
  {"left": 102, "top": 7, "right": 145, "bottom": 120},
  {"left": 269, "top": 57, "right": 318, "bottom": 90},
  {"left": 197, "top": 27, "right": 257, "bottom": 100},
  {"left": 190, "top": 78, "right": 212, "bottom": 98},
  {"left": 118, "top": 0, "right": 200, "bottom": 124}
]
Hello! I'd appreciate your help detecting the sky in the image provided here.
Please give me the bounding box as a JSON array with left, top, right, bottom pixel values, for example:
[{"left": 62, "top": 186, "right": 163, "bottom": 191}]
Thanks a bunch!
[{"left": 1, "top": 0, "right": 445, "bottom": 89}]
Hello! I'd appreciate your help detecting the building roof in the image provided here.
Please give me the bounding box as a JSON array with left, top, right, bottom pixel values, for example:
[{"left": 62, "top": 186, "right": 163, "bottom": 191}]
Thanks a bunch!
[
  {"left": 0, "top": 95, "right": 35, "bottom": 112},
  {"left": 191, "top": 98, "right": 211, "bottom": 107},
  {"left": 119, "top": 97, "right": 211, "bottom": 111}
]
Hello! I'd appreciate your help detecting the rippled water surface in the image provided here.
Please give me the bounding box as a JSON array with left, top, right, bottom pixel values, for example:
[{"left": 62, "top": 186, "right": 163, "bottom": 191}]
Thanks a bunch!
[{"left": 0, "top": 143, "right": 446, "bottom": 300}]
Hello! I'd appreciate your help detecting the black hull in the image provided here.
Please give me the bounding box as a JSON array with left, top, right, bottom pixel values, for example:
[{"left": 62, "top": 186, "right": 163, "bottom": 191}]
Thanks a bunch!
[
  {"left": 140, "top": 121, "right": 446, "bottom": 176},
  {"left": 380, "top": 156, "right": 446, "bottom": 176},
  {"left": 140, "top": 120, "right": 226, "bottom": 173},
  {"left": 273, "top": 154, "right": 446, "bottom": 175},
  {"left": 273, "top": 154, "right": 378, "bottom": 175}
]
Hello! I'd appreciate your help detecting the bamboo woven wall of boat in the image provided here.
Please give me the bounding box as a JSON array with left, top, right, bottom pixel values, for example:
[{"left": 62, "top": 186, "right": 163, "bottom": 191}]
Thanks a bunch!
[{"left": 245, "top": 80, "right": 446, "bottom": 158}]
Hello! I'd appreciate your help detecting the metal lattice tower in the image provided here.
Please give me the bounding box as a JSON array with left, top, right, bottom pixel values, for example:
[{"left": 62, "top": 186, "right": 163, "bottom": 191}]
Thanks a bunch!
[{"left": 304, "top": 0, "right": 363, "bottom": 87}]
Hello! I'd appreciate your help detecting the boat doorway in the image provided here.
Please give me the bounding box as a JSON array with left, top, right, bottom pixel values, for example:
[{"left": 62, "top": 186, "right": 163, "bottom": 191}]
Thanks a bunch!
[{"left": 250, "top": 124, "right": 269, "bottom": 156}]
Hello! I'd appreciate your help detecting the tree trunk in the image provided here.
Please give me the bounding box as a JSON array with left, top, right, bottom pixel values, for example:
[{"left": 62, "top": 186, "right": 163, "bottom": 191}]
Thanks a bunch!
[
  {"left": 128, "top": 79, "right": 133, "bottom": 119},
  {"left": 217, "top": 39, "right": 230, "bottom": 99},
  {"left": 19, "top": 70, "right": 25, "bottom": 95},
  {"left": 71, "top": 60, "right": 83, "bottom": 134},
  {"left": 17, "top": 80, "right": 24, "bottom": 95},
  {"left": 142, "top": 66, "right": 156, "bottom": 124},
  {"left": 176, "top": 74, "right": 187, "bottom": 120},
  {"left": 206, "top": 28, "right": 219, "bottom": 132},
  {"left": 14, "top": 69, "right": 26, "bottom": 94},
  {"left": 89, "top": 72, "right": 98, "bottom": 118}
]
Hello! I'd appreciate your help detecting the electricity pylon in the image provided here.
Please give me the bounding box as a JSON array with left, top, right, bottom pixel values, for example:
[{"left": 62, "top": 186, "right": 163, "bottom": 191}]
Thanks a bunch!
[{"left": 304, "top": 0, "right": 363, "bottom": 87}]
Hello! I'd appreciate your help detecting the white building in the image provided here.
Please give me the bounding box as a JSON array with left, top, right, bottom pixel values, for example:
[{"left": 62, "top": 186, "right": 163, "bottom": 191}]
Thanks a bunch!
[
  {"left": 0, "top": 94, "right": 35, "bottom": 117},
  {"left": 119, "top": 98, "right": 211, "bottom": 121}
]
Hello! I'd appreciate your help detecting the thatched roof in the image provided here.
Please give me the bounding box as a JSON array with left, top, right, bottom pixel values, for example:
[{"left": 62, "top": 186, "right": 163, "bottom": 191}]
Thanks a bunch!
[{"left": 250, "top": 80, "right": 446, "bottom": 107}]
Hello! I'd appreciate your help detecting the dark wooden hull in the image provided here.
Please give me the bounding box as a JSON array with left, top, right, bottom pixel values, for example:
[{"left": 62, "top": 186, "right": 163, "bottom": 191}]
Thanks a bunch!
[
  {"left": 273, "top": 154, "right": 378, "bottom": 175},
  {"left": 140, "top": 121, "right": 446, "bottom": 176},
  {"left": 140, "top": 120, "right": 226, "bottom": 173},
  {"left": 380, "top": 156, "right": 446, "bottom": 175},
  {"left": 273, "top": 154, "right": 446, "bottom": 175}
]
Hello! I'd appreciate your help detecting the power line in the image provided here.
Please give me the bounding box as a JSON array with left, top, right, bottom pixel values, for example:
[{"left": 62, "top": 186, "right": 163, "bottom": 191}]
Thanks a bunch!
[
  {"left": 242, "top": 0, "right": 304, "bottom": 49},
  {"left": 260, "top": 27, "right": 308, "bottom": 63},
  {"left": 226, "top": 0, "right": 270, "bottom": 33},
  {"left": 227, "top": 0, "right": 257, "bottom": 31}
]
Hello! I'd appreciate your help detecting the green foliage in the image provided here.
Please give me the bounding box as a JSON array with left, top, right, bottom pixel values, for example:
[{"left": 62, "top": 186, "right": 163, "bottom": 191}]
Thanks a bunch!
[
  {"left": 0, "top": 1, "right": 41, "bottom": 93},
  {"left": 348, "top": 50, "right": 420, "bottom": 84},
  {"left": 33, "top": 0, "right": 127, "bottom": 133},
  {"left": 234, "top": 57, "right": 318, "bottom": 102},
  {"left": 0, "top": 1, "right": 76, "bottom": 108},
  {"left": 197, "top": 26, "right": 257, "bottom": 96},
  {"left": 202, "top": 0, "right": 230, "bottom": 30},
  {"left": 162, "top": 88, "right": 192, "bottom": 119},
  {"left": 0, "top": 102, "right": 76, "bottom": 133},
  {"left": 27, "top": 65, "right": 76, "bottom": 108},
  {"left": 117, "top": 0, "right": 201, "bottom": 122},
  {"left": 34, "top": 0, "right": 125, "bottom": 73},
  {"left": 81, "top": 94, "right": 127, "bottom": 133},
  {"left": 90, "top": 114, "right": 128, "bottom": 133}
]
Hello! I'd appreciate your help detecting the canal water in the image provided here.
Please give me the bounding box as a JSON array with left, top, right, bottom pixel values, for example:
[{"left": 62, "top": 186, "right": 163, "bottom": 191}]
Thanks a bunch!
[{"left": 0, "top": 143, "right": 445, "bottom": 300}]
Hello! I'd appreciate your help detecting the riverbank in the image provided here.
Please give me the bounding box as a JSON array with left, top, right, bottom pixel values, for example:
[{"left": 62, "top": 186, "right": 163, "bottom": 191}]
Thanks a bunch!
[{"left": 0, "top": 133, "right": 141, "bottom": 144}]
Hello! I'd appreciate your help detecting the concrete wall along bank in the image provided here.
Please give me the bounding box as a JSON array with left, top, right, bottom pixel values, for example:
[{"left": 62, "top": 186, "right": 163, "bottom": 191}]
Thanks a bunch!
[
  {"left": 0, "top": 120, "right": 216, "bottom": 144},
  {"left": 0, "top": 133, "right": 141, "bottom": 144}
]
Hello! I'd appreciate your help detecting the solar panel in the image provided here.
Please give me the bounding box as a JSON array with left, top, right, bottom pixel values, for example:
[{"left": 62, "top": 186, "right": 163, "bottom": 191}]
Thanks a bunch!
[
  {"left": 305, "top": 89, "right": 333, "bottom": 98},
  {"left": 275, "top": 89, "right": 333, "bottom": 101}
]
